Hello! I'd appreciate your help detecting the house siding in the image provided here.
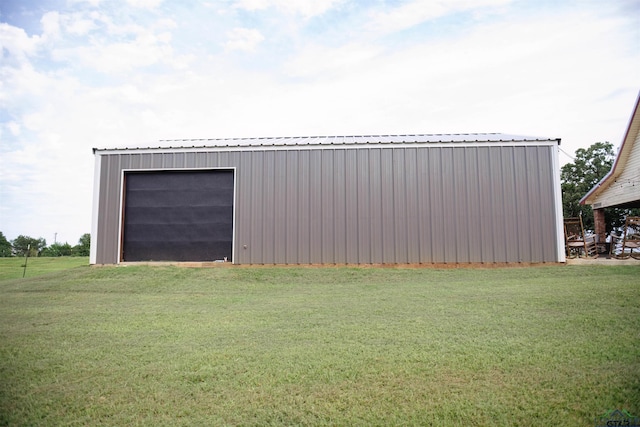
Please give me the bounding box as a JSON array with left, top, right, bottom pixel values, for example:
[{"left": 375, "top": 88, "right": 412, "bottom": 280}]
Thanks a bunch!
[{"left": 593, "top": 131, "right": 640, "bottom": 208}]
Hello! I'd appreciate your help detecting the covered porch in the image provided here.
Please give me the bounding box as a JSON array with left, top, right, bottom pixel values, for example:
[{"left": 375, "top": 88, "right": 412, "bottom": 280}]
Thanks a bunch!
[{"left": 580, "top": 92, "right": 640, "bottom": 260}]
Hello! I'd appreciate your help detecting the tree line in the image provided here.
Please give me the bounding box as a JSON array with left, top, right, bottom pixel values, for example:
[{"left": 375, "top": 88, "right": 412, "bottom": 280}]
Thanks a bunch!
[{"left": 0, "top": 232, "right": 90, "bottom": 257}]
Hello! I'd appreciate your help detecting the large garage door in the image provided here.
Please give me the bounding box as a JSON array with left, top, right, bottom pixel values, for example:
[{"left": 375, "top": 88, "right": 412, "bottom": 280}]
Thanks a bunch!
[{"left": 122, "top": 169, "right": 234, "bottom": 262}]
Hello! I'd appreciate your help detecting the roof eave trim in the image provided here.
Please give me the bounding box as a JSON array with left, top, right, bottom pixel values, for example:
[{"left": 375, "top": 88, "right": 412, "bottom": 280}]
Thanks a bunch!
[{"left": 93, "top": 135, "right": 560, "bottom": 154}]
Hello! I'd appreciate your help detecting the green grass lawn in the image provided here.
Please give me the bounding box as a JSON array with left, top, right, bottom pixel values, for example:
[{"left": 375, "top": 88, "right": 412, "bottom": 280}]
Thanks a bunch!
[
  {"left": 0, "top": 256, "right": 89, "bottom": 280},
  {"left": 0, "top": 263, "right": 639, "bottom": 426}
]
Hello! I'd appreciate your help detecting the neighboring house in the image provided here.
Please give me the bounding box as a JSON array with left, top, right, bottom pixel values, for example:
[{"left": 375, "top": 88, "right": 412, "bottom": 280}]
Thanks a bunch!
[
  {"left": 91, "top": 133, "right": 564, "bottom": 265},
  {"left": 581, "top": 92, "right": 640, "bottom": 239}
]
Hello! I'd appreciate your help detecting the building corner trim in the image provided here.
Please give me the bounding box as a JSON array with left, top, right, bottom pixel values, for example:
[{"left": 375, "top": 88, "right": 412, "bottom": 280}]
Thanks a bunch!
[{"left": 89, "top": 152, "right": 102, "bottom": 264}]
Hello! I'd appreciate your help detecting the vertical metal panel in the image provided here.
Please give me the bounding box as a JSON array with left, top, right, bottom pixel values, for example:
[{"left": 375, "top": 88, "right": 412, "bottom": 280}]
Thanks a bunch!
[
  {"left": 149, "top": 153, "right": 158, "bottom": 169},
  {"left": 500, "top": 147, "right": 519, "bottom": 262},
  {"left": 94, "top": 156, "right": 107, "bottom": 264},
  {"left": 159, "top": 152, "right": 169, "bottom": 167},
  {"left": 119, "top": 155, "right": 131, "bottom": 171},
  {"left": 488, "top": 147, "right": 506, "bottom": 262},
  {"left": 465, "top": 148, "right": 482, "bottom": 262},
  {"left": 456, "top": 149, "right": 470, "bottom": 262},
  {"left": 205, "top": 152, "right": 217, "bottom": 167},
  {"left": 297, "top": 150, "right": 310, "bottom": 264},
  {"left": 98, "top": 154, "right": 125, "bottom": 264},
  {"left": 513, "top": 147, "right": 530, "bottom": 262},
  {"left": 425, "top": 148, "right": 441, "bottom": 262},
  {"left": 476, "top": 147, "right": 494, "bottom": 262},
  {"left": 380, "top": 149, "right": 395, "bottom": 262},
  {"left": 528, "top": 146, "right": 556, "bottom": 262},
  {"left": 308, "top": 150, "right": 322, "bottom": 263},
  {"left": 368, "top": 149, "right": 383, "bottom": 263},
  {"left": 404, "top": 148, "right": 420, "bottom": 263},
  {"left": 357, "top": 149, "right": 372, "bottom": 263},
  {"left": 161, "top": 153, "right": 172, "bottom": 168},
  {"left": 321, "top": 150, "right": 334, "bottom": 263},
  {"left": 195, "top": 151, "right": 205, "bottom": 168},
  {"left": 249, "top": 151, "right": 264, "bottom": 264},
  {"left": 235, "top": 151, "right": 251, "bottom": 264},
  {"left": 539, "top": 148, "right": 554, "bottom": 261},
  {"left": 332, "top": 149, "right": 346, "bottom": 263},
  {"left": 441, "top": 148, "right": 457, "bottom": 262},
  {"left": 416, "top": 149, "right": 429, "bottom": 262},
  {"left": 262, "top": 151, "right": 275, "bottom": 264},
  {"left": 138, "top": 153, "right": 148, "bottom": 169},
  {"left": 344, "top": 149, "right": 359, "bottom": 263},
  {"left": 539, "top": 146, "right": 558, "bottom": 262},
  {"left": 432, "top": 148, "right": 444, "bottom": 261},
  {"left": 95, "top": 155, "right": 108, "bottom": 264},
  {"left": 525, "top": 147, "right": 542, "bottom": 261},
  {"left": 273, "top": 151, "right": 287, "bottom": 263},
  {"left": 127, "top": 154, "right": 139, "bottom": 169},
  {"left": 184, "top": 152, "right": 196, "bottom": 168},
  {"left": 412, "top": 149, "right": 424, "bottom": 262},
  {"left": 392, "top": 149, "right": 408, "bottom": 263},
  {"left": 173, "top": 152, "right": 185, "bottom": 168},
  {"left": 506, "top": 146, "right": 523, "bottom": 263},
  {"left": 285, "top": 150, "right": 299, "bottom": 263},
  {"left": 218, "top": 151, "right": 229, "bottom": 166}
]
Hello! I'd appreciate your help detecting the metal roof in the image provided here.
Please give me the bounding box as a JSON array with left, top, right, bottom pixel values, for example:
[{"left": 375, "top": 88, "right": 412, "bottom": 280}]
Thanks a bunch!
[{"left": 93, "top": 133, "right": 560, "bottom": 153}]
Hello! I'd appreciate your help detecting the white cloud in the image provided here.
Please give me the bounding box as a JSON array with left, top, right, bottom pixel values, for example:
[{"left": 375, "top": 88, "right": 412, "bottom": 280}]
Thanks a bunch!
[
  {"left": 224, "top": 27, "right": 265, "bottom": 52},
  {"left": 126, "top": 0, "right": 164, "bottom": 9},
  {"left": 52, "top": 30, "right": 174, "bottom": 73},
  {"left": 7, "top": 121, "right": 21, "bottom": 136},
  {"left": 155, "top": 18, "right": 178, "bottom": 30},
  {"left": 367, "top": 0, "right": 512, "bottom": 35},
  {"left": 68, "top": 0, "right": 104, "bottom": 6},
  {"left": 233, "top": 0, "right": 342, "bottom": 18},
  {"left": 233, "top": 0, "right": 268, "bottom": 11},
  {"left": 64, "top": 13, "right": 98, "bottom": 35},
  {"left": 280, "top": 0, "right": 343, "bottom": 18},
  {"left": 285, "top": 42, "right": 381, "bottom": 78},
  {"left": 41, "top": 11, "right": 61, "bottom": 39},
  {"left": 0, "top": 23, "right": 41, "bottom": 64},
  {"left": 0, "top": 60, "right": 53, "bottom": 104}
]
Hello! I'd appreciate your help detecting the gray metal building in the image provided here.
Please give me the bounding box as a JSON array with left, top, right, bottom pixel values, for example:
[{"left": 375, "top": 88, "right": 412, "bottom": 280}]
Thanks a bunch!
[{"left": 91, "top": 134, "right": 565, "bottom": 265}]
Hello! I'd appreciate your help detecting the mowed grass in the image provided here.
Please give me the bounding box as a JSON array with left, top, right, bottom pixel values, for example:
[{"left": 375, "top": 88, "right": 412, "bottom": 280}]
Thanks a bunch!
[
  {"left": 0, "top": 263, "right": 639, "bottom": 426},
  {"left": 0, "top": 256, "right": 89, "bottom": 280}
]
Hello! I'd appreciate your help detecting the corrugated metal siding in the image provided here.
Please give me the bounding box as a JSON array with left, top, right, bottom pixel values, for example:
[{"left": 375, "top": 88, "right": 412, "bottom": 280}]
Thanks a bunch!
[{"left": 94, "top": 145, "right": 560, "bottom": 264}]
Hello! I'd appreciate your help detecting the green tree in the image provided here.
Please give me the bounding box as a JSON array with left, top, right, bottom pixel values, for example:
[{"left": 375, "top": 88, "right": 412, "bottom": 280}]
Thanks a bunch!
[
  {"left": 11, "top": 235, "right": 47, "bottom": 257},
  {"left": 41, "top": 242, "right": 73, "bottom": 257},
  {"left": 72, "top": 233, "right": 90, "bottom": 256},
  {"left": 0, "top": 232, "right": 12, "bottom": 257},
  {"left": 561, "top": 141, "right": 639, "bottom": 232}
]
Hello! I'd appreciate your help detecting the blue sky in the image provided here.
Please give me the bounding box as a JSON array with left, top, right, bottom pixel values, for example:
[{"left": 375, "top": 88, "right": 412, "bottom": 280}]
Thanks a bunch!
[{"left": 0, "top": 0, "right": 639, "bottom": 245}]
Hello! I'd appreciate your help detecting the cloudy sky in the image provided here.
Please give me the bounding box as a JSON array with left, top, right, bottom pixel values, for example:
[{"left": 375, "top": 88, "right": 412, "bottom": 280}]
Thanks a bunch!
[{"left": 0, "top": 0, "right": 638, "bottom": 246}]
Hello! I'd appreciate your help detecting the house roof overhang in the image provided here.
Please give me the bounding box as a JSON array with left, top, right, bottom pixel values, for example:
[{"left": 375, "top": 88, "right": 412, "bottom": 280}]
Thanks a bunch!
[{"left": 580, "top": 92, "right": 640, "bottom": 207}]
